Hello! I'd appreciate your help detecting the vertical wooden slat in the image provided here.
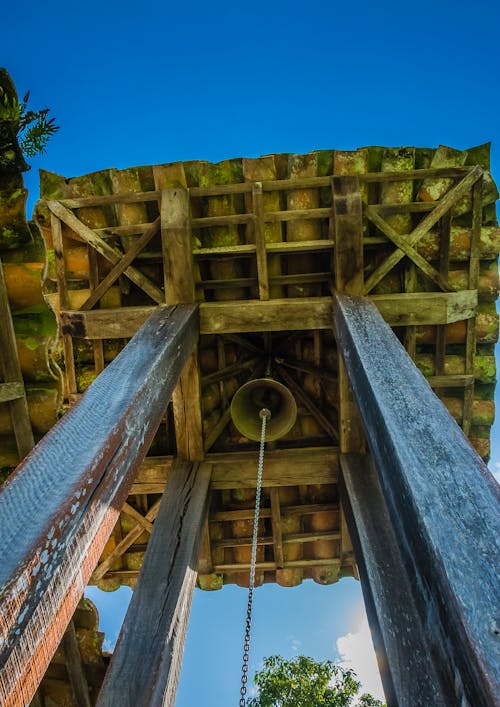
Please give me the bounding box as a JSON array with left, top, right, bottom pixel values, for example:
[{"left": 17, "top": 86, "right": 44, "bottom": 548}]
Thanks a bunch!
[
  {"left": 61, "top": 621, "right": 92, "bottom": 707},
  {"left": 161, "top": 188, "right": 204, "bottom": 461},
  {"left": 87, "top": 247, "right": 105, "bottom": 374},
  {"left": 0, "top": 258, "right": 34, "bottom": 458},
  {"left": 332, "top": 175, "right": 365, "bottom": 573},
  {"left": 463, "top": 177, "right": 483, "bottom": 435},
  {"left": 51, "top": 213, "right": 77, "bottom": 396},
  {"left": 270, "top": 488, "right": 285, "bottom": 568},
  {"left": 252, "top": 181, "right": 269, "bottom": 300},
  {"left": 435, "top": 210, "right": 452, "bottom": 376},
  {"left": 0, "top": 305, "right": 199, "bottom": 707},
  {"left": 96, "top": 460, "right": 212, "bottom": 707},
  {"left": 333, "top": 292, "right": 500, "bottom": 707}
]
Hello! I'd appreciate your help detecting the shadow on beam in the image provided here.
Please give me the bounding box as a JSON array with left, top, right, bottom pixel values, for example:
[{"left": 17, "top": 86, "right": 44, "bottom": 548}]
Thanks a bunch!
[
  {"left": 0, "top": 304, "right": 199, "bottom": 707},
  {"left": 333, "top": 292, "right": 500, "bottom": 707}
]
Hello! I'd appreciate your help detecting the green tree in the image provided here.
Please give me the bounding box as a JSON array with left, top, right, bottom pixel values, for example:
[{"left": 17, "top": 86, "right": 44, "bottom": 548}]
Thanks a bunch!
[{"left": 247, "top": 655, "right": 385, "bottom": 707}]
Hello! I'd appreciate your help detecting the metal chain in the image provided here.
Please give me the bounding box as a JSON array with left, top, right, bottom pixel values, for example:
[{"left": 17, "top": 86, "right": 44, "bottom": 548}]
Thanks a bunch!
[{"left": 239, "top": 407, "right": 270, "bottom": 707}]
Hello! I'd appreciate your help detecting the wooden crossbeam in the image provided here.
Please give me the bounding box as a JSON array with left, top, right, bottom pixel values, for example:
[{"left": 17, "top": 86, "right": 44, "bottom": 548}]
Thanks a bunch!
[
  {"left": 0, "top": 305, "right": 198, "bottom": 707},
  {"left": 252, "top": 181, "right": 270, "bottom": 300},
  {"left": 363, "top": 166, "right": 483, "bottom": 293},
  {"left": 333, "top": 292, "right": 500, "bottom": 706},
  {"left": 96, "top": 461, "right": 211, "bottom": 707},
  {"left": 80, "top": 217, "right": 161, "bottom": 311},
  {"left": 365, "top": 206, "right": 454, "bottom": 292},
  {"left": 47, "top": 201, "right": 164, "bottom": 304},
  {"left": 60, "top": 291, "right": 477, "bottom": 339}
]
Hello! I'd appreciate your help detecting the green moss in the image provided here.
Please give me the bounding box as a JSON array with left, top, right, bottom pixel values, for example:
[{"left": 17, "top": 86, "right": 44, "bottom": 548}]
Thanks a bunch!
[
  {"left": 12, "top": 310, "right": 57, "bottom": 341},
  {"left": 39, "top": 170, "right": 67, "bottom": 199}
]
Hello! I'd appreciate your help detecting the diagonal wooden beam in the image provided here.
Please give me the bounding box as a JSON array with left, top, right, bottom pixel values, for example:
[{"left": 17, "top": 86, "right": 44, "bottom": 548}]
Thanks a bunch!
[
  {"left": 96, "top": 461, "right": 211, "bottom": 707},
  {"left": 47, "top": 201, "right": 164, "bottom": 304},
  {"left": 80, "top": 217, "right": 161, "bottom": 311},
  {"left": 0, "top": 305, "right": 198, "bottom": 707},
  {"left": 363, "top": 165, "right": 483, "bottom": 293},
  {"left": 333, "top": 292, "right": 500, "bottom": 706},
  {"left": 365, "top": 206, "right": 454, "bottom": 292},
  {"left": 91, "top": 500, "right": 161, "bottom": 582}
]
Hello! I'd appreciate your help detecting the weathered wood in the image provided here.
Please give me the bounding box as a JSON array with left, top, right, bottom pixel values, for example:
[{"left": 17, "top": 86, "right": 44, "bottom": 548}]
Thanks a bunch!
[
  {"left": 363, "top": 166, "right": 483, "bottom": 293},
  {"left": 332, "top": 176, "right": 364, "bottom": 294},
  {"left": 61, "top": 621, "right": 92, "bottom": 707},
  {"left": 0, "top": 305, "right": 198, "bottom": 707},
  {"left": 161, "top": 188, "right": 204, "bottom": 461},
  {"left": 80, "top": 217, "right": 161, "bottom": 310},
  {"left": 270, "top": 488, "right": 285, "bottom": 568},
  {"left": 252, "top": 182, "right": 270, "bottom": 300},
  {"left": 122, "top": 502, "right": 154, "bottom": 534},
  {"left": 365, "top": 205, "right": 454, "bottom": 292},
  {"left": 0, "top": 258, "right": 35, "bottom": 458},
  {"left": 0, "top": 381, "right": 25, "bottom": 402},
  {"left": 340, "top": 454, "right": 449, "bottom": 706},
  {"left": 96, "top": 460, "right": 211, "bottom": 707},
  {"left": 60, "top": 291, "right": 477, "bottom": 339},
  {"left": 47, "top": 201, "right": 164, "bottom": 303},
  {"left": 210, "top": 446, "right": 338, "bottom": 488},
  {"left": 212, "top": 502, "right": 338, "bottom": 522},
  {"left": 333, "top": 292, "right": 500, "bottom": 707}
]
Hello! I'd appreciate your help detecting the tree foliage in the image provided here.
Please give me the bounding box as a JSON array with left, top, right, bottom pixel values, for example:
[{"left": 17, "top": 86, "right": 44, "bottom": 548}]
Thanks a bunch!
[
  {"left": 247, "top": 655, "right": 385, "bottom": 707},
  {"left": 0, "top": 90, "right": 59, "bottom": 159}
]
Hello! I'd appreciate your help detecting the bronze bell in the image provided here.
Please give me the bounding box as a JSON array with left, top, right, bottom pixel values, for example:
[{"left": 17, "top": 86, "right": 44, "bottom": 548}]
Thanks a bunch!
[{"left": 230, "top": 378, "right": 297, "bottom": 441}]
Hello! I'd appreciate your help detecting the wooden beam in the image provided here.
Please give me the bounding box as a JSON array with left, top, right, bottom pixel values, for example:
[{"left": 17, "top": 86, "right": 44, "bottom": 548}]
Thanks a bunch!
[
  {"left": 0, "top": 305, "right": 198, "bottom": 707},
  {"left": 96, "top": 461, "right": 211, "bottom": 707},
  {"left": 340, "top": 454, "right": 447, "bottom": 706},
  {"left": 0, "top": 258, "right": 34, "bottom": 458},
  {"left": 363, "top": 166, "right": 483, "bottom": 293},
  {"left": 209, "top": 446, "right": 338, "bottom": 489},
  {"left": 161, "top": 188, "right": 204, "bottom": 461},
  {"left": 270, "top": 488, "right": 284, "bottom": 568},
  {"left": 252, "top": 182, "right": 270, "bottom": 300},
  {"left": 47, "top": 201, "right": 164, "bottom": 304},
  {"left": 0, "top": 381, "right": 25, "bottom": 403},
  {"left": 60, "top": 291, "right": 477, "bottom": 339},
  {"left": 333, "top": 292, "right": 500, "bottom": 707},
  {"left": 61, "top": 621, "right": 92, "bottom": 707}
]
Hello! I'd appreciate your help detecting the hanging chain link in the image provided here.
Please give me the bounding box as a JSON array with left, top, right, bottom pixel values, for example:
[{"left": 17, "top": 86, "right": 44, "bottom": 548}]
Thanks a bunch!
[{"left": 239, "top": 407, "right": 270, "bottom": 707}]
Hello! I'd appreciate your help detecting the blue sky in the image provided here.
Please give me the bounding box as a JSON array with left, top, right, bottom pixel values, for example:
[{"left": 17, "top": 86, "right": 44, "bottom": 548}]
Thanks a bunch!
[{"left": 4, "top": 0, "right": 500, "bottom": 703}]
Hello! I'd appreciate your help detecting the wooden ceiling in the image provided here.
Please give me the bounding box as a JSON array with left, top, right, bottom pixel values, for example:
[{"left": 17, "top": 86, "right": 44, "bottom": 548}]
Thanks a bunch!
[{"left": 2, "top": 144, "right": 498, "bottom": 593}]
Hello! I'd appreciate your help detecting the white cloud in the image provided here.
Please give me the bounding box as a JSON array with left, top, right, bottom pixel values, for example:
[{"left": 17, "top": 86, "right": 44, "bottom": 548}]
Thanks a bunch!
[{"left": 336, "top": 611, "right": 385, "bottom": 703}]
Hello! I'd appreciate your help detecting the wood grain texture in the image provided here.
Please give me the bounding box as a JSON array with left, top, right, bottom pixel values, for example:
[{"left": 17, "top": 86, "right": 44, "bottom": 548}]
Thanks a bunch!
[
  {"left": 333, "top": 292, "right": 500, "bottom": 707},
  {"left": 61, "top": 621, "right": 92, "bottom": 707},
  {"left": 340, "top": 454, "right": 448, "bottom": 706},
  {"left": 96, "top": 461, "right": 211, "bottom": 707},
  {"left": 0, "top": 258, "right": 35, "bottom": 458},
  {"left": 0, "top": 305, "right": 198, "bottom": 707}
]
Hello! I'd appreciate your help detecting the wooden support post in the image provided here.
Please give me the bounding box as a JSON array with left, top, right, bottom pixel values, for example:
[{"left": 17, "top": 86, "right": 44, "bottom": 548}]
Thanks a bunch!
[
  {"left": 61, "top": 621, "right": 92, "bottom": 707},
  {"left": 0, "top": 305, "right": 199, "bottom": 707},
  {"left": 340, "top": 454, "right": 447, "bottom": 706},
  {"left": 96, "top": 460, "right": 212, "bottom": 707},
  {"left": 0, "top": 257, "right": 35, "bottom": 458},
  {"left": 333, "top": 292, "right": 500, "bottom": 707},
  {"left": 161, "top": 188, "right": 204, "bottom": 461}
]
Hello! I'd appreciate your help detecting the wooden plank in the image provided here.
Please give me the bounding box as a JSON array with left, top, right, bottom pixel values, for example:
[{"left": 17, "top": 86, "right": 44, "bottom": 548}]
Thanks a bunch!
[
  {"left": 87, "top": 248, "right": 105, "bottom": 374},
  {"left": 0, "top": 381, "right": 25, "bottom": 402},
  {"left": 210, "top": 446, "right": 338, "bottom": 489},
  {"left": 50, "top": 214, "right": 78, "bottom": 396},
  {"left": 332, "top": 176, "right": 364, "bottom": 294},
  {"left": 47, "top": 201, "right": 164, "bottom": 304},
  {"left": 463, "top": 178, "right": 483, "bottom": 436},
  {"left": 0, "top": 258, "right": 35, "bottom": 458},
  {"left": 340, "top": 454, "right": 447, "bottom": 706},
  {"left": 91, "top": 501, "right": 161, "bottom": 583},
  {"left": 80, "top": 217, "right": 161, "bottom": 310},
  {"left": 59, "top": 291, "right": 478, "bottom": 340},
  {"left": 61, "top": 621, "right": 92, "bottom": 707},
  {"left": 275, "top": 363, "right": 338, "bottom": 441},
  {"left": 161, "top": 188, "right": 204, "bottom": 461},
  {"left": 333, "top": 292, "right": 500, "bottom": 707},
  {"left": 270, "top": 488, "right": 284, "bottom": 568},
  {"left": 363, "top": 166, "right": 483, "bottom": 293},
  {"left": 212, "top": 502, "right": 338, "bottom": 522},
  {"left": 96, "top": 461, "right": 211, "bottom": 707},
  {"left": 365, "top": 206, "right": 454, "bottom": 292},
  {"left": 121, "top": 502, "right": 154, "bottom": 534},
  {"left": 0, "top": 305, "right": 198, "bottom": 707},
  {"left": 252, "top": 182, "right": 270, "bottom": 300}
]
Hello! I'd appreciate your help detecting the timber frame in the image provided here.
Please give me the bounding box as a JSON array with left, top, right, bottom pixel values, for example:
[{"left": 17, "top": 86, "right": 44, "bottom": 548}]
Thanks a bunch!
[{"left": 0, "top": 143, "right": 499, "bottom": 705}]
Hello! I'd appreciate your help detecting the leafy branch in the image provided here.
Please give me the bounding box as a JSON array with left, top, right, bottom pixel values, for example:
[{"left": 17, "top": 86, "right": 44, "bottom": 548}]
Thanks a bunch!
[{"left": 0, "top": 90, "right": 59, "bottom": 159}]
